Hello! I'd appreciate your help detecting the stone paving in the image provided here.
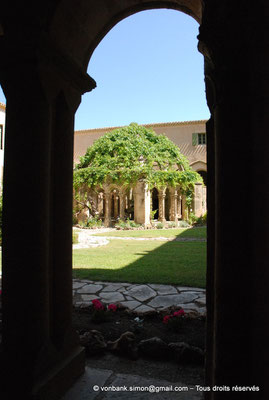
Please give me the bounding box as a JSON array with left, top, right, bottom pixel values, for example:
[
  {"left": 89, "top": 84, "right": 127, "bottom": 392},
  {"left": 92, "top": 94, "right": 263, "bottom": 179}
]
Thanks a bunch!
[
  {"left": 73, "top": 228, "right": 110, "bottom": 249},
  {"left": 73, "top": 280, "right": 206, "bottom": 315},
  {"left": 62, "top": 366, "right": 203, "bottom": 400}
]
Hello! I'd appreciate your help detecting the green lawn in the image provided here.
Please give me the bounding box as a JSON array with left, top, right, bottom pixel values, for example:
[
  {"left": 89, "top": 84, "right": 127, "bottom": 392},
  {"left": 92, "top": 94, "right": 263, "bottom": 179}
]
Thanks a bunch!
[
  {"left": 73, "top": 239, "right": 206, "bottom": 288},
  {"left": 93, "top": 226, "right": 206, "bottom": 239}
]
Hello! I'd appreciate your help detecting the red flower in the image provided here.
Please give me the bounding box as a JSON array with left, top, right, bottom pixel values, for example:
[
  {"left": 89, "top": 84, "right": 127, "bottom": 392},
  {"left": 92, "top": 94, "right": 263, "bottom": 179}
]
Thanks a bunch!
[
  {"left": 173, "top": 309, "right": 185, "bottom": 317},
  {"left": 92, "top": 299, "right": 104, "bottom": 310},
  {"left": 108, "top": 304, "right": 117, "bottom": 312},
  {"left": 163, "top": 315, "right": 171, "bottom": 324}
]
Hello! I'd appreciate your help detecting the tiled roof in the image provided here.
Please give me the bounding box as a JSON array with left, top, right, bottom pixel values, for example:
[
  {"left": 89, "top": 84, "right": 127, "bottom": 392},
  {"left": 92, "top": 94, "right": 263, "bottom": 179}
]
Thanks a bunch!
[
  {"left": 0, "top": 102, "right": 6, "bottom": 111},
  {"left": 75, "top": 120, "right": 208, "bottom": 134}
]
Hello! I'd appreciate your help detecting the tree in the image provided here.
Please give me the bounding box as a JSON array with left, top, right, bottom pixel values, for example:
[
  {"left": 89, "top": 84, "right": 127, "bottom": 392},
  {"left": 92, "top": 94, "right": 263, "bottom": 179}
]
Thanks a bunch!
[{"left": 74, "top": 123, "right": 202, "bottom": 193}]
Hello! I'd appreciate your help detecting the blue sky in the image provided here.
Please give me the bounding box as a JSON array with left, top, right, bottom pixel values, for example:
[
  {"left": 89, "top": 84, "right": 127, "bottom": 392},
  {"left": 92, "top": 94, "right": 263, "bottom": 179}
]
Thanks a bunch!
[{"left": 0, "top": 9, "right": 209, "bottom": 130}]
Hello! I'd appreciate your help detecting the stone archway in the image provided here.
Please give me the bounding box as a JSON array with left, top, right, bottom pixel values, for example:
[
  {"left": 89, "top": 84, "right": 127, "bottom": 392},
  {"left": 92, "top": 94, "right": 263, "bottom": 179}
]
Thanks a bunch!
[
  {"left": 151, "top": 187, "right": 159, "bottom": 220},
  {"left": 1, "top": 2, "right": 269, "bottom": 400},
  {"left": 197, "top": 170, "right": 207, "bottom": 186},
  {"left": 49, "top": 0, "right": 203, "bottom": 70},
  {"left": 165, "top": 187, "right": 171, "bottom": 221}
]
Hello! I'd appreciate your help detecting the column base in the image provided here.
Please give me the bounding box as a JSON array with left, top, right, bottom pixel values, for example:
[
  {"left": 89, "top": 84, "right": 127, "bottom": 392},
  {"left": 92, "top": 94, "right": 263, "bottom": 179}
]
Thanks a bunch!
[{"left": 32, "top": 346, "right": 85, "bottom": 400}]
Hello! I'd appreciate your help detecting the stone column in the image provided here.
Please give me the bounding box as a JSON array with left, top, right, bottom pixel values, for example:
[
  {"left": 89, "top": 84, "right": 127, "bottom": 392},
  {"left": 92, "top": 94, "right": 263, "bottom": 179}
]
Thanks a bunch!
[
  {"left": 113, "top": 192, "right": 119, "bottom": 219},
  {"left": 177, "top": 191, "right": 182, "bottom": 219},
  {"left": 202, "top": 186, "right": 207, "bottom": 215},
  {"left": 158, "top": 188, "right": 166, "bottom": 223},
  {"left": 169, "top": 188, "right": 178, "bottom": 223},
  {"left": 181, "top": 194, "right": 188, "bottom": 221},
  {"left": 0, "top": 35, "right": 96, "bottom": 399},
  {"left": 104, "top": 190, "right": 112, "bottom": 227},
  {"left": 119, "top": 190, "right": 126, "bottom": 220},
  {"left": 193, "top": 182, "right": 203, "bottom": 217},
  {"left": 133, "top": 181, "right": 151, "bottom": 226},
  {"left": 199, "top": 2, "right": 269, "bottom": 397},
  {"left": 97, "top": 192, "right": 103, "bottom": 216}
]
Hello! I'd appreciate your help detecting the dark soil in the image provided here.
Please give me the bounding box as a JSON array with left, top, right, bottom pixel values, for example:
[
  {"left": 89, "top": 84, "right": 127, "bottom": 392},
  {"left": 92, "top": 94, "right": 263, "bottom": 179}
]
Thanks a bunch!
[
  {"left": 73, "top": 306, "right": 205, "bottom": 350},
  {"left": 72, "top": 305, "right": 206, "bottom": 385}
]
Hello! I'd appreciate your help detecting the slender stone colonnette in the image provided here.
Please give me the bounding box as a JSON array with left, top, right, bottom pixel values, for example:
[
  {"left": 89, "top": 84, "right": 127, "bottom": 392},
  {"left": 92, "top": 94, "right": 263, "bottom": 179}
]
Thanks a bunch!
[{"left": 73, "top": 280, "right": 206, "bottom": 315}]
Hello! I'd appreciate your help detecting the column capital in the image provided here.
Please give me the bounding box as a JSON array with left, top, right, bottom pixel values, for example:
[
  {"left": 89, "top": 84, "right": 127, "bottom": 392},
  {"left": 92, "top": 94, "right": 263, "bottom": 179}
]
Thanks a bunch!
[
  {"left": 158, "top": 191, "right": 166, "bottom": 199},
  {"left": 0, "top": 32, "right": 96, "bottom": 112}
]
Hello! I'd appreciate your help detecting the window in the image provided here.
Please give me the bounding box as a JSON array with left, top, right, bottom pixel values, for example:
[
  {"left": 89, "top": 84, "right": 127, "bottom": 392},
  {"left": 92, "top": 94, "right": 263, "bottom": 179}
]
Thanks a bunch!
[
  {"left": 198, "top": 133, "right": 206, "bottom": 145},
  {"left": 192, "top": 132, "right": 206, "bottom": 146},
  {"left": 0, "top": 125, "right": 3, "bottom": 150}
]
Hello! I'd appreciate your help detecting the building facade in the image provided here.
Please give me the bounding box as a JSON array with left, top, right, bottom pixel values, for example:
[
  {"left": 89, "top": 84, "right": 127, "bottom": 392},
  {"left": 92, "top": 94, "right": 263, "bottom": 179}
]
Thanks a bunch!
[{"left": 74, "top": 120, "right": 207, "bottom": 225}]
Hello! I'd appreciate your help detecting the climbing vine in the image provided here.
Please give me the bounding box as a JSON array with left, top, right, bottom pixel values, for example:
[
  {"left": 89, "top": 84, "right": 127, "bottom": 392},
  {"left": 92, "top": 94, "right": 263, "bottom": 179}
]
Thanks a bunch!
[{"left": 74, "top": 123, "right": 202, "bottom": 194}]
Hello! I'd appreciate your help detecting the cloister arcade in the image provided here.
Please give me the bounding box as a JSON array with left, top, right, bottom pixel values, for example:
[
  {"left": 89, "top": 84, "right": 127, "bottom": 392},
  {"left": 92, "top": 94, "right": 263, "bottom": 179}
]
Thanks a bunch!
[{"left": 76, "top": 181, "right": 206, "bottom": 227}]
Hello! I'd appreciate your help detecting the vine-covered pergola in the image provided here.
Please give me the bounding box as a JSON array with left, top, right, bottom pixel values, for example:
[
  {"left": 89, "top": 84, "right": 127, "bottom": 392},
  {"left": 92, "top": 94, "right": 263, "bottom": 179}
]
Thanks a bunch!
[{"left": 73, "top": 123, "right": 205, "bottom": 226}]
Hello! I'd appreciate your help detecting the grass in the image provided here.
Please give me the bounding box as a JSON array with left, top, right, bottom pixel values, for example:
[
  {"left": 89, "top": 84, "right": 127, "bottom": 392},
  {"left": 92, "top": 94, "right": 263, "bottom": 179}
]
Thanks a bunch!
[
  {"left": 73, "top": 239, "right": 206, "bottom": 288},
  {"left": 72, "top": 231, "right": 79, "bottom": 244},
  {"left": 93, "top": 226, "right": 206, "bottom": 239}
]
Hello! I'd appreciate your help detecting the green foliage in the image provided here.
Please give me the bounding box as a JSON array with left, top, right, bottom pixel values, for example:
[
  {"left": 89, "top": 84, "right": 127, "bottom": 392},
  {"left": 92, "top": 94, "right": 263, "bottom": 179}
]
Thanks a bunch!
[
  {"left": 156, "top": 222, "right": 164, "bottom": 229},
  {"left": 74, "top": 123, "right": 202, "bottom": 193},
  {"left": 79, "top": 217, "right": 103, "bottom": 229},
  {"left": 72, "top": 231, "right": 79, "bottom": 244},
  {"left": 150, "top": 209, "right": 158, "bottom": 221},
  {"left": 188, "top": 212, "right": 207, "bottom": 226},
  {"left": 115, "top": 219, "right": 141, "bottom": 230},
  {"left": 194, "top": 212, "right": 207, "bottom": 226},
  {"left": 178, "top": 220, "right": 191, "bottom": 228},
  {"left": 188, "top": 212, "right": 199, "bottom": 225}
]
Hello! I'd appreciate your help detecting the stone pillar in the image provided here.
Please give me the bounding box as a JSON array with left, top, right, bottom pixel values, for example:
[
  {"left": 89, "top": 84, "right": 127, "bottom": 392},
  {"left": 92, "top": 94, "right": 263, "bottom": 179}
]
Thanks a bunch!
[
  {"left": 177, "top": 191, "right": 182, "bottom": 219},
  {"left": 202, "top": 186, "right": 207, "bottom": 215},
  {"left": 193, "top": 182, "right": 203, "bottom": 217},
  {"left": 119, "top": 190, "right": 126, "bottom": 220},
  {"left": 181, "top": 195, "right": 188, "bottom": 221},
  {"left": 97, "top": 192, "right": 103, "bottom": 216},
  {"left": 199, "top": 2, "right": 269, "bottom": 397},
  {"left": 104, "top": 190, "right": 112, "bottom": 227},
  {"left": 169, "top": 188, "right": 178, "bottom": 223},
  {"left": 113, "top": 192, "right": 119, "bottom": 219},
  {"left": 158, "top": 188, "right": 166, "bottom": 223},
  {"left": 133, "top": 181, "right": 151, "bottom": 226},
  {"left": 0, "top": 35, "right": 96, "bottom": 399}
]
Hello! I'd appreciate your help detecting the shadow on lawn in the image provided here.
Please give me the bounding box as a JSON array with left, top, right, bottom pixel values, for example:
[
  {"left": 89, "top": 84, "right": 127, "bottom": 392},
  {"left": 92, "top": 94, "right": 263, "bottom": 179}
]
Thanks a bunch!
[{"left": 73, "top": 226, "right": 207, "bottom": 287}]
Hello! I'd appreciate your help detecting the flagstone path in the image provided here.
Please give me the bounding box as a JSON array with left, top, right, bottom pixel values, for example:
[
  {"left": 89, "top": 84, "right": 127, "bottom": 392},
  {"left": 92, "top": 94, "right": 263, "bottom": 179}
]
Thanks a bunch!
[{"left": 73, "top": 280, "right": 206, "bottom": 315}]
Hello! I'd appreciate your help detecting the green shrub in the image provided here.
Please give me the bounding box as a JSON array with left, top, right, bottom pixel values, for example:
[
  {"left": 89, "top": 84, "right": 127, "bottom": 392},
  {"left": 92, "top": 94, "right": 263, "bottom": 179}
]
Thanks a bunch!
[
  {"left": 194, "top": 212, "right": 207, "bottom": 226},
  {"left": 115, "top": 219, "right": 141, "bottom": 230},
  {"left": 115, "top": 219, "right": 127, "bottom": 230},
  {"left": 156, "top": 222, "right": 164, "bottom": 229},
  {"left": 73, "top": 211, "right": 78, "bottom": 226},
  {"left": 168, "top": 221, "right": 177, "bottom": 228},
  {"left": 178, "top": 220, "right": 190, "bottom": 228},
  {"left": 79, "top": 217, "right": 103, "bottom": 229},
  {"left": 129, "top": 220, "right": 140, "bottom": 228},
  {"left": 150, "top": 209, "right": 158, "bottom": 221},
  {"left": 188, "top": 212, "right": 198, "bottom": 225},
  {"left": 72, "top": 231, "right": 79, "bottom": 244}
]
